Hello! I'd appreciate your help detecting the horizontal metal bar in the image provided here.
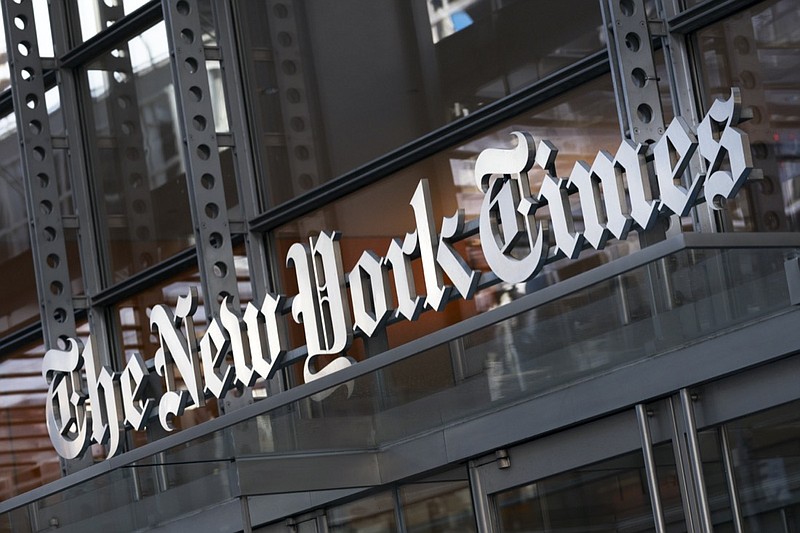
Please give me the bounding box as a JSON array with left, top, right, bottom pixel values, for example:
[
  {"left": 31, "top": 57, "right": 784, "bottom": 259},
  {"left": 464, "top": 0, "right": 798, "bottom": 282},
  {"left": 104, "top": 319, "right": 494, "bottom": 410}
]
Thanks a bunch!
[
  {"left": 59, "top": 1, "right": 162, "bottom": 68},
  {"left": 667, "top": 0, "right": 762, "bottom": 34},
  {"left": 248, "top": 50, "right": 611, "bottom": 233},
  {"left": 89, "top": 247, "right": 198, "bottom": 307}
]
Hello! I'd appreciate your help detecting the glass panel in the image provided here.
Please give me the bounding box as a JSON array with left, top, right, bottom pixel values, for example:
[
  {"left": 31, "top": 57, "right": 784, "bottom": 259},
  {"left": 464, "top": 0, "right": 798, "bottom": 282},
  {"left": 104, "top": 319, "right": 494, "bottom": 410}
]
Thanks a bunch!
[
  {"left": 493, "top": 451, "right": 656, "bottom": 532},
  {"left": 694, "top": 0, "right": 800, "bottom": 232},
  {"left": 0, "top": 115, "right": 39, "bottom": 336},
  {"left": 9, "top": 429, "right": 236, "bottom": 530},
  {"left": 197, "top": 0, "right": 217, "bottom": 46},
  {"left": 31, "top": 0, "right": 54, "bottom": 58},
  {"left": 725, "top": 399, "right": 800, "bottom": 532},
  {"left": 83, "top": 22, "right": 194, "bottom": 286},
  {"left": 76, "top": 0, "right": 152, "bottom": 43},
  {"left": 113, "top": 267, "right": 220, "bottom": 444},
  {"left": 236, "top": 0, "right": 606, "bottom": 206},
  {"left": 273, "top": 75, "right": 633, "bottom": 384},
  {"left": 326, "top": 490, "right": 398, "bottom": 533},
  {"left": 114, "top": 246, "right": 251, "bottom": 447},
  {"left": 400, "top": 480, "right": 477, "bottom": 533},
  {"left": 459, "top": 247, "right": 787, "bottom": 410},
  {"left": 219, "top": 246, "right": 790, "bottom": 477},
  {"left": 0, "top": 339, "right": 61, "bottom": 502},
  {"left": 206, "top": 60, "right": 230, "bottom": 133}
]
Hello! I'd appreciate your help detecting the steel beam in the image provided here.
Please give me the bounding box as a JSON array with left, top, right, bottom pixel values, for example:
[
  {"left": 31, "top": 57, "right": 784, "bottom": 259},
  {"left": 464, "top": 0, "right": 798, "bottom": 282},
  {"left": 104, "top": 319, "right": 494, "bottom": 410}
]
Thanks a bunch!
[
  {"left": 1, "top": 0, "right": 76, "bottom": 348},
  {"left": 212, "top": 0, "right": 287, "bottom": 400},
  {"left": 162, "top": 0, "right": 240, "bottom": 318}
]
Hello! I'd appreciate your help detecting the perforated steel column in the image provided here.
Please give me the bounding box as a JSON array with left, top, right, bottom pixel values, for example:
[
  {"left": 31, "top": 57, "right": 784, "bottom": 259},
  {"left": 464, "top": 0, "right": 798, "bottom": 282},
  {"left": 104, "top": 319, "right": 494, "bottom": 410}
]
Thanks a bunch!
[
  {"left": 97, "top": 2, "right": 159, "bottom": 272},
  {"left": 603, "top": 0, "right": 666, "bottom": 144},
  {"left": 1, "top": 0, "right": 77, "bottom": 347},
  {"left": 163, "top": 0, "right": 240, "bottom": 317},
  {"left": 46, "top": 0, "right": 125, "bottom": 465}
]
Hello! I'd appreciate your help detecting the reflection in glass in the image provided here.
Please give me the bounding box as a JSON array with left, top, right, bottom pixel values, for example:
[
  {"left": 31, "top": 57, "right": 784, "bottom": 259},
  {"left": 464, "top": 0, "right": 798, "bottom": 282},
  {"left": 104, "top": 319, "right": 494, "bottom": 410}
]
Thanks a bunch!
[
  {"left": 0, "top": 116, "right": 38, "bottom": 336},
  {"left": 327, "top": 490, "right": 398, "bottom": 533},
  {"left": 494, "top": 451, "right": 656, "bottom": 532},
  {"left": 115, "top": 268, "right": 220, "bottom": 442},
  {"left": 0, "top": 10, "right": 10, "bottom": 93},
  {"left": 400, "top": 480, "right": 477, "bottom": 532},
  {"left": 236, "top": 0, "right": 605, "bottom": 206},
  {"left": 724, "top": 400, "right": 800, "bottom": 532},
  {"left": 83, "top": 22, "right": 194, "bottom": 285},
  {"left": 0, "top": 339, "right": 62, "bottom": 502},
  {"left": 652, "top": 443, "right": 688, "bottom": 532},
  {"left": 273, "top": 76, "right": 637, "bottom": 385},
  {"left": 76, "top": 0, "right": 151, "bottom": 42},
  {"left": 695, "top": 0, "right": 800, "bottom": 232}
]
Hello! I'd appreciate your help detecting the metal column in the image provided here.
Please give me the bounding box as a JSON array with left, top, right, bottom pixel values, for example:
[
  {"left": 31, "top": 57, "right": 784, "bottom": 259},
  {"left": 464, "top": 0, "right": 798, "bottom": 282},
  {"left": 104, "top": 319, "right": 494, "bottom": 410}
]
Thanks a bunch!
[
  {"left": 602, "top": 0, "right": 667, "bottom": 144},
  {"left": 660, "top": 0, "right": 727, "bottom": 234},
  {"left": 1, "top": 0, "right": 77, "bottom": 347},
  {"left": 162, "top": 0, "right": 240, "bottom": 317},
  {"left": 47, "top": 0, "right": 131, "bottom": 459},
  {"left": 0, "top": 0, "right": 92, "bottom": 472}
]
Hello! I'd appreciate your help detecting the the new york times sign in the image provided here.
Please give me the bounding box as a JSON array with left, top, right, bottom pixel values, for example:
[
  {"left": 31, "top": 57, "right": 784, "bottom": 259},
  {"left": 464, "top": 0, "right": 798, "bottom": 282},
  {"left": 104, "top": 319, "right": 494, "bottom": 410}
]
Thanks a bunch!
[{"left": 44, "top": 89, "right": 753, "bottom": 459}]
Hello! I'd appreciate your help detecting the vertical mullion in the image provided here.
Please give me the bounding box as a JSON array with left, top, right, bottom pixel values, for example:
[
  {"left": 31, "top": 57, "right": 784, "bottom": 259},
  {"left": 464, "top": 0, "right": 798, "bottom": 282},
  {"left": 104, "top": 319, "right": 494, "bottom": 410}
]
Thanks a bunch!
[
  {"left": 162, "top": 0, "right": 240, "bottom": 319},
  {"left": 680, "top": 388, "right": 714, "bottom": 532}
]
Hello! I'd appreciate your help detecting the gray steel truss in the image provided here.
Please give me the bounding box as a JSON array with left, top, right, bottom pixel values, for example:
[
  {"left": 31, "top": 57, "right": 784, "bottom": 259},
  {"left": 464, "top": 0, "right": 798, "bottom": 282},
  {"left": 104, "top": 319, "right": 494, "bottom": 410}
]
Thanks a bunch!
[{"left": 162, "top": 0, "right": 240, "bottom": 317}]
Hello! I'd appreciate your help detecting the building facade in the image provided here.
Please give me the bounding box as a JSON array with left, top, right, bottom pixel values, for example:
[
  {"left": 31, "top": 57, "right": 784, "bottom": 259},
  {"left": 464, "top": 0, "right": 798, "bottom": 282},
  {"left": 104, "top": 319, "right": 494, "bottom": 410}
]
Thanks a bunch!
[{"left": 0, "top": 0, "right": 798, "bottom": 531}]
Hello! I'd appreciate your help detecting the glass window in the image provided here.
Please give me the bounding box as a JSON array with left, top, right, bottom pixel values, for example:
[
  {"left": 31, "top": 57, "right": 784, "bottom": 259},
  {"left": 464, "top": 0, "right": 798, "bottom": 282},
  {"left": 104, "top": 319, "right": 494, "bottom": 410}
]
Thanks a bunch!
[
  {"left": 83, "top": 22, "right": 194, "bottom": 286},
  {"left": 273, "top": 75, "right": 633, "bottom": 375},
  {"left": 0, "top": 10, "right": 10, "bottom": 93},
  {"left": 694, "top": 0, "right": 800, "bottom": 232},
  {"left": 235, "top": 0, "right": 606, "bottom": 207},
  {"left": 0, "top": 115, "right": 39, "bottom": 336},
  {"left": 327, "top": 490, "right": 399, "bottom": 533},
  {"left": 400, "top": 480, "right": 477, "bottom": 532},
  {"left": 494, "top": 450, "right": 659, "bottom": 532},
  {"left": 721, "top": 400, "right": 800, "bottom": 532}
]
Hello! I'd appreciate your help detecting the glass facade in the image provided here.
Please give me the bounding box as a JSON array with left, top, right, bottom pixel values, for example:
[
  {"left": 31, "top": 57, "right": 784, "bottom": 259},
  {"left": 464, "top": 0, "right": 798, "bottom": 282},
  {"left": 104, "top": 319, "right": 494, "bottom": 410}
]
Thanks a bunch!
[
  {"left": 0, "top": 0, "right": 798, "bottom": 531},
  {"left": 236, "top": 0, "right": 606, "bottom": 206}
]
